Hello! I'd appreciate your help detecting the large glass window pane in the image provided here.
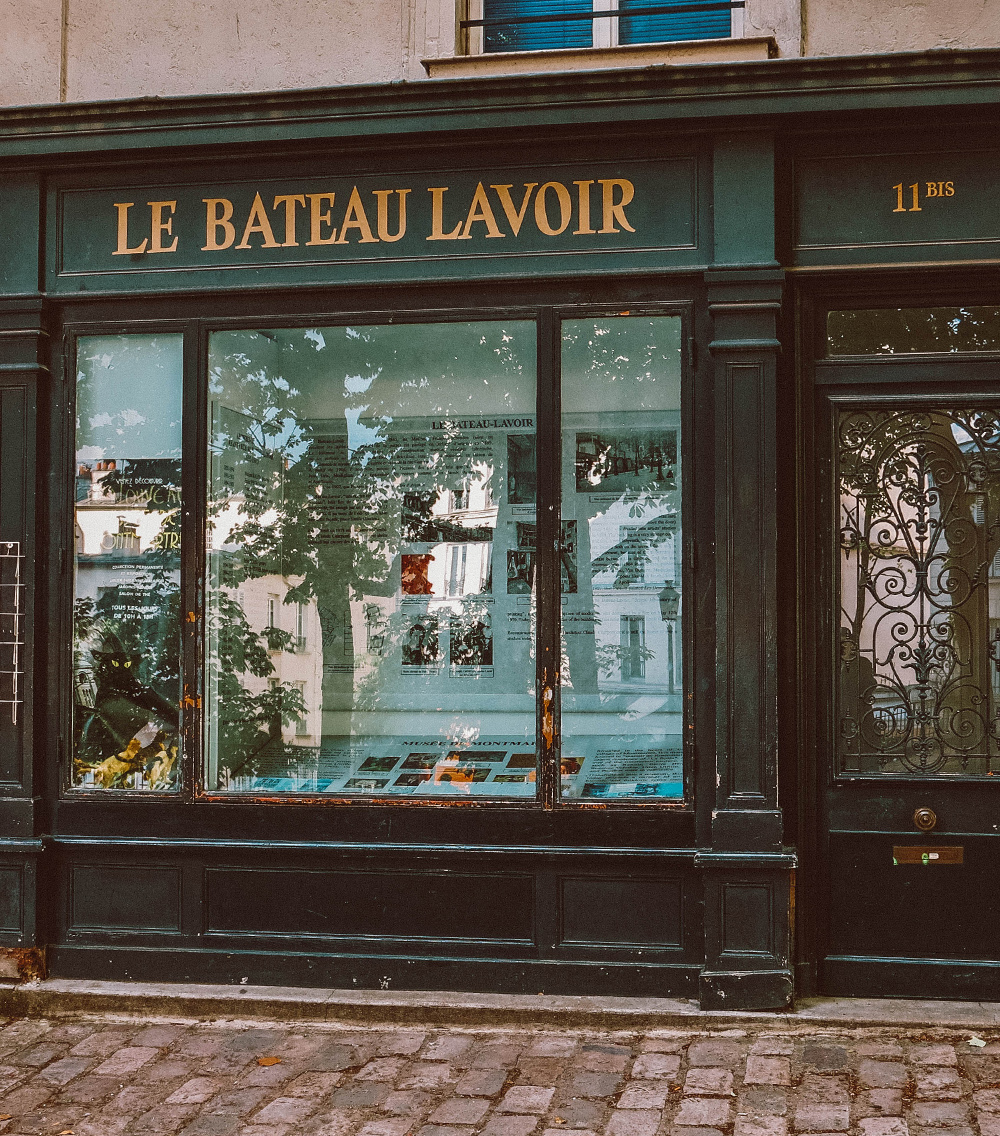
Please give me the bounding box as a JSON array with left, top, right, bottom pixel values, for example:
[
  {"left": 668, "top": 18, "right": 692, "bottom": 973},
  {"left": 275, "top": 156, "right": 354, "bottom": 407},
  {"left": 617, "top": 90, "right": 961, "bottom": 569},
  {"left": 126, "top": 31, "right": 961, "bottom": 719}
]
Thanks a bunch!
[
  {"left": 560, "top": 316, "right": 683, "bottom": 801},
  {"left": 73, "top": 335, "right": 183, "bottom": 791},
  {"left": 206, "top": 322, "right": 536, "bottom": 796}
]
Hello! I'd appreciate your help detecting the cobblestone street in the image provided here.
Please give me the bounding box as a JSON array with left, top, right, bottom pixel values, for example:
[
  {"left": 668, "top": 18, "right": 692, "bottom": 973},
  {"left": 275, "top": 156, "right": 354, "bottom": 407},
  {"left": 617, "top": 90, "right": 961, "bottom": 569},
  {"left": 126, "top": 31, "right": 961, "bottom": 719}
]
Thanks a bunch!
[{"left": 0, "top": 1014, "right": 995, "bottom": 1136}]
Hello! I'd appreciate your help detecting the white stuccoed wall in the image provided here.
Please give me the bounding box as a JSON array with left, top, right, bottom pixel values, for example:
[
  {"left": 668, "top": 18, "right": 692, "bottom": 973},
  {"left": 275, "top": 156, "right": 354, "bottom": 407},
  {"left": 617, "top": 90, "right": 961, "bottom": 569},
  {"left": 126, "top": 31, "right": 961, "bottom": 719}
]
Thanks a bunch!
[{"left": 0, "top": 0, "right": 998, "bottom": 107}]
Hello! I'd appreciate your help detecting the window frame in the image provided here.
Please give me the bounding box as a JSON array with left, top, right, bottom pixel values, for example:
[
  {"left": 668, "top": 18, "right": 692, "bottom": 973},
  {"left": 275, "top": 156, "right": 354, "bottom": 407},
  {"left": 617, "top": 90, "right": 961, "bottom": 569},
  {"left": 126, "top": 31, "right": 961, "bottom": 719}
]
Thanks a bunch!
[{"left": 59, "top": 298, "right": 696, "bottom": 811}]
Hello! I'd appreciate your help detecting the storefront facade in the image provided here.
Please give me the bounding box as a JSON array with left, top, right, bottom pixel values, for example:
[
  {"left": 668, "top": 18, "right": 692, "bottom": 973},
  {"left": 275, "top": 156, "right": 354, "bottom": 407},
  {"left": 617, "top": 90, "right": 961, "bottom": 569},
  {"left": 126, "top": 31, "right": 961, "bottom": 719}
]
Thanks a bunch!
[{"left": 1, "top": 50, "right": 999, "bottom": 1009}]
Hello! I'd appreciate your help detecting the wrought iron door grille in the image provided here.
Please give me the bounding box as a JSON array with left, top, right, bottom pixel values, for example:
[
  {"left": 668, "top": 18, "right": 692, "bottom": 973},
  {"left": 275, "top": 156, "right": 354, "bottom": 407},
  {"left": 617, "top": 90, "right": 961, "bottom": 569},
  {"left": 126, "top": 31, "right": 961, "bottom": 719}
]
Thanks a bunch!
[
  {"left": 837, "top": 408, "right": 1000, "bottom": 776},
  {"left": 0, "top": 542, "right": 23, "bottom": 727}
]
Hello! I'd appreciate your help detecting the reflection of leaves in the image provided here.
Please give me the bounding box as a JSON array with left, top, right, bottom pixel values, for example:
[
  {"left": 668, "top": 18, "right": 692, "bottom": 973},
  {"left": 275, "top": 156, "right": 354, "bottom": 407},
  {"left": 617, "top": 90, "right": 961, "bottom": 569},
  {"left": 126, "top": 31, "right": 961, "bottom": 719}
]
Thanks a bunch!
[
  {"left": 595, "top": 643, "right": 655, "bottom": 677},
  {"left": 591, "top": 510, "right": 677, "bottom": 588}
]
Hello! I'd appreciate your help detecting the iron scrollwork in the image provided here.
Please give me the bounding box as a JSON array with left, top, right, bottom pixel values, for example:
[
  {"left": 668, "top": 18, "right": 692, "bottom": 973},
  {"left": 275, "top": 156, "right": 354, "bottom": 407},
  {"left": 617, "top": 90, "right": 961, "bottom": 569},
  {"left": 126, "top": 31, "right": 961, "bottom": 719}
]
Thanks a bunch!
[{"left": 838, "top": 407, "right": 1000, "bottom": 775}]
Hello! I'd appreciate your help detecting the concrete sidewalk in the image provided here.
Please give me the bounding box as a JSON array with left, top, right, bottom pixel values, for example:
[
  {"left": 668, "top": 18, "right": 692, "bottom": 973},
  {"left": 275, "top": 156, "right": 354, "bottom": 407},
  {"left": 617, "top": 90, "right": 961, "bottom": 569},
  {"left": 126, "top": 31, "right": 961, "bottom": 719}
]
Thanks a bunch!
[{"left": 4, "top": 979, "right": 1000, "bottom": 1031}]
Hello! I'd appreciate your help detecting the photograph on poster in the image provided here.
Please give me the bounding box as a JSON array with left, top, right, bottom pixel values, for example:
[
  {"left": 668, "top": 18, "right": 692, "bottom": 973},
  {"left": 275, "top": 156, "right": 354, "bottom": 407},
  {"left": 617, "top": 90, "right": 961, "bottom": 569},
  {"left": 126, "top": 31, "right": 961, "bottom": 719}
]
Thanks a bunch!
[
  {"left": 450, "top": 614, "right": 494, "bottom": 666},
  {"left": 358, "top": 755, "right": 401, "bottom": 773},
  {"left": 401, "top": 554, "right": 435, "bottom": 595},
  {"left": 507, "top": 434, "right": 537, "bottom": 504},
  {"left": 507, "top": 551, "right": 534, "bottom": 594},
  {"left": 401, "top": 615, "right": 439, "bottom": 665},
  {"left": 575, "top": 428, "right": 677, "bottom": 494}
]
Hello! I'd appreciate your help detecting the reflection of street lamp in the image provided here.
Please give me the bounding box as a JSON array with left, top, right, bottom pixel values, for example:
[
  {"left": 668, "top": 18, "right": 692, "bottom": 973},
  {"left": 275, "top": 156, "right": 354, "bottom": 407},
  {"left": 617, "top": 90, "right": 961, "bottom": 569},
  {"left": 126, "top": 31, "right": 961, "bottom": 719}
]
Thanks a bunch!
[
  {"left": 658, "top": 583, "right": 680, "bottom": 622},
  {"left": 659, "top": 583, "right": 680, "bottom": 693}
]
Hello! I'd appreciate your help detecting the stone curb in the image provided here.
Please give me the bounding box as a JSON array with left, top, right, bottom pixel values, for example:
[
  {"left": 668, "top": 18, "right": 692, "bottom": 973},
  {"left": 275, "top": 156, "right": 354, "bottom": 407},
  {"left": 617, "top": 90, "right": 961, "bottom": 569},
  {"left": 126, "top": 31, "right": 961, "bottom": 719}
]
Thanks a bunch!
[{"left": 1, "top": 979, "right": 1000, "bottom": 1031}]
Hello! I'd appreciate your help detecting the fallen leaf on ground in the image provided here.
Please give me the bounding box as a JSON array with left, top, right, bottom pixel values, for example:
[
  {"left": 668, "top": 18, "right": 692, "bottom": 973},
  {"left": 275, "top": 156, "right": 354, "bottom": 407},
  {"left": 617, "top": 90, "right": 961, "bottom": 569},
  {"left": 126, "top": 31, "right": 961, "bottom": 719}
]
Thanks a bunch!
[
  {"left": 258, "top": 1056, "right": 282, "bottom": 1066},
  {"left": 969, "top": 1037, "right": 987, "bottom": 1047}
]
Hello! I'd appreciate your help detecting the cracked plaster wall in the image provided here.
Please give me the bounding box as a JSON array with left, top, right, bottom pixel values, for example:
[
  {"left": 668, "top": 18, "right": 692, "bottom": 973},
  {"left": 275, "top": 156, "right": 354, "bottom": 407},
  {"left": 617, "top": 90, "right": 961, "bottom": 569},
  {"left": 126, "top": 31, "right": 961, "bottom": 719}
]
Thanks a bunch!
[{"left": 805, "top": 0, "right": 1000, "bottom": 57}]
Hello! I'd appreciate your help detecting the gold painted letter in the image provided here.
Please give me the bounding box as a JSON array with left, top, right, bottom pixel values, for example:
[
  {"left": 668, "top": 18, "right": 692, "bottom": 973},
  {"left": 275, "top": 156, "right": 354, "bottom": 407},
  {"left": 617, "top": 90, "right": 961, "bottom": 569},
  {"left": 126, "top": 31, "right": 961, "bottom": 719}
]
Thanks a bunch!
[
  {"left": 273, "top": 195, "right": 306, "bottom": 246},
  {"left": 373, "top": 189, "right": 409, "bottom": 242},
  {"left": 598, "top": 179, "right": 636, "bottom": 234},
  {"left": 534, "top": 181, "right": 572, "bottom": 236},
  {"left": 573, "top": 180, "right": 596, "bottom": 235},
  {"left": 491, "top": 183, "right": 537, "bottom": 236},
  {"left": 236, "top": 192, "right": 281, "bottom": 249},
  {"left": 427, "top": 188, "right": 465, "bottom": 240},
  {"left": 307, "top": 193, "right": 337, "bottom": 245},
  {"left": 203, "top": 199, "right": 236, "bottom": 251},
  {"left": 461, "top": 182, "right": 505, "bottom": 239},
  {"left": 334, "top": 186, "right": 379, "bottom": 244},
  {"left": 148, "top": 201, "right": 179, "bottom": 253},
  {"left": 113, "top": 202, "right": 148, "bottom": 255}
]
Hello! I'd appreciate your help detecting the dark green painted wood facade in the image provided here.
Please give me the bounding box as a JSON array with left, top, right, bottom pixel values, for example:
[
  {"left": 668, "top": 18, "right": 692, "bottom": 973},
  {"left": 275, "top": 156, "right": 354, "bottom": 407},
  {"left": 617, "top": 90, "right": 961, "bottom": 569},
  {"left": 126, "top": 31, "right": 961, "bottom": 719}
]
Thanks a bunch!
[{"left": 2, "top": 49, "right": 1000, "bottom": 1008}]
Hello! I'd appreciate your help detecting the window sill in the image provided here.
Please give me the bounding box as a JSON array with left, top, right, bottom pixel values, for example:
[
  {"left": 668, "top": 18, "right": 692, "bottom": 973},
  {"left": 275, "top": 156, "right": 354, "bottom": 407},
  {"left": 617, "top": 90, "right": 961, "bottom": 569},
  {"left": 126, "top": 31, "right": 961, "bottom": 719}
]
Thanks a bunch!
[{"left": 422, "top": 36, "right": 777, "bottom": 79}]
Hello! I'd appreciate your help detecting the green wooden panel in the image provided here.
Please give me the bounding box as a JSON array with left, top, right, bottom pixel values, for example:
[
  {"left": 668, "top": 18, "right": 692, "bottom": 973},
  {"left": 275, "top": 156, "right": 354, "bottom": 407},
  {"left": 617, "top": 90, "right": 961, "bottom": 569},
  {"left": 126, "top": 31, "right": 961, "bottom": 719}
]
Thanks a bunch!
[
  {"left": 796, "top": 148, "right": 1000, "bottom": 266},
  {"left": 53, "top": 158, "right": 701, "bottom": 292},
  {"left": 713, "top": 134, "right": 775, "bottom": 267},
  {"left": 0, "top": 177, "right": 40, "bottom": 296}
]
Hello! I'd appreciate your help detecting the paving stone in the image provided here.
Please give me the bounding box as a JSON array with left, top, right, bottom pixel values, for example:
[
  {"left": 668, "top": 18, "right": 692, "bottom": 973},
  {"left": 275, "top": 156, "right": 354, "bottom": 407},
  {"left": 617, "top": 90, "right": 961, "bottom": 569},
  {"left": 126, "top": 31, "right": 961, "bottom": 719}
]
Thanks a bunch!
[
  {"left": 908, "top": 1101, "right": 968, "bottom": 1125},
  {"left": 977, "top": 1091, "right": 1000, "bottom": 1114},
  {"left": 909, "top": 1128, "right": 973, "bottom": 1136},
  {"left": 398, "top": 1064, "right": 455, "bottom": 1090},
  {"left": 617, "top": 1081, "right": 671, "bottom": 1109},
  {"left": 734, "top": 1118, "right": 788, "bottom": 1136},
  {"left": 578, "top": 1048, "right": 629, "bottom": 1074},
  {"left": 239, "top": 1061, "right": 298, "bottom": 1089},
  {"left": 225, "top": 1031, "right": 286, "bottom": 1055},
  {"left": 528, "top": 1038, "right": 578, "bottom": 1058},
  {"left": 739, "top": 1089, "right": 789, "bottom": 1116},
  {"left": 793, "top": 1104, "right": 850, "bottom": 1131},
  {"left": 676, "top": 1098, "right": 732, "bottom": 1126},
  {"left": 33, "top": 1056, "right": 92, "bottom": 1085},
  {"left": 204, "top": 1088, "right": 271, "bottom": 1116},
  {"left": 358, "top": 1121, "right": 415, "bottom": 1136},
  {"left": 605, "top": 1109, "right": 661, "bottom": 1136},
  {"left": 133, "top": 1025, "right": 189, "bottom": 1049},
  {"left": 567, "top": 1073, "right": 622, "bottom": 1099},
  {"left": 858, "top": 1119, "right": 909, "bottom": 1136},
  {"left": 472, "top": 1043, "right": 523, "bottom": 1068},
  {"left": 978, "top": 1116, "right": 1000, "bottom": 1136},
  {"left": 959, "top": 1057, "right": 1000, "bottom": 1084},
  {"left": 632, "top": 1054, "right": 681, "bottom": 1080},
  {"left": 421, "top": 1037, "right": 474, "bottom": 1062},
  {"left": 238, "top": 1125, "right": 293, "bottom": 1136},
  {"left": 69, "top": 1031, "right": 134, "bottom": 1058},
  {"left": 480, "top": 1117, "right": 540, "bottom": 1136},
  {"left": 146, "top": 1057, "right": 203, "bottom": 1083},
  {"left": 94, "top": 1045, "right": 161, "bottom": 1077},
  {"left": 801, "top": 1047, "right": 849, "bottom": 1074},
  {"left": 863, "top": 1091, "right": 904, "bottom": 1116},
  {"left": 744, "top": 1059, "right": 792, "bottom": 1087},
  {"left": 128, "top": 1103, "right": 202, "bottom": 1135},
  {"left": 357, "top": 1059, "right": 408, "bottom": 1082},
  {"left": 517, "top": 1059, "right": 568, "bottom": 1087},
  {"left": 671, "top": 1128, "right": 724, "bottom": 1136},
  {"left": 253, "top": 1095, "right": 318, "bottom": 1125},
  {"left": 550, "top": 1096, "right": 607, "bottom": 1128},
  {"left": 382, "top": 1089, "right": 433, "bottom": 1117},
  {"left": 751, "top": 1040, "right": 794, "bottom": 1057},
  {"left": 455, "top": 1069, "right": 507, "bottom": 1097},
  {"left": 307, "top": 1044, "right": 365, "bottom": 1073},
  {"left": 857, "top": 1045, "right": 905, "bottom": 1059},
  {"left": 796, "top": 1075, "right": 850, "bottom": 1105},
  {"left": 167, "top": 1078, "right": 223, "bottom": 1105},
  {"left": 498, "top": 1086, "right": 556, "bottom": 1114},
  {"left": 376, "top": 1031, "right": 426, "bottom": 1056},
  {"left": 684, "top": 1069, "right": 734, "bottom": 1097},
  {"left": 544, "top": 1129, "right": 596, "bottom": 1136},
  {"left": 429, "top": 1096, "right": 491, "bottom": 1124},
  {"left": 53, "top": 1073, "right": 120, "bottom": 1104},
  {"left": 178, "top": 1115, "right": 242, "bottom": 1136},
  {"left": 302, "top": 1114, "right": 359, "bottom": 1136},
  {"left": 330, "top": 1081, "right": 393, "bottom": 1108},
  {"left": 909, "top": 1047, "right": 958, "bottom": 1068},
  {"left": 11, "top": 1042, "right": 67, "bottom": 1067},
  {"left": 12, "top": 1103, "right": 88, "bottom": 1135},
  {"left": 640, "top": 1037, "right": 687, "bottom": 1054},
  {"left": 858, "top": 1063, "right": 907, "bottom": 1090},
  {"left": 915, "top": 1069, "right": 962, "bottom": 1101},
  {"left": 688, "top": 1042, "right": 745, "bottom": 1068},
  {"left": 0, "top": 1081, "right": 56, "bottom": 1112}
]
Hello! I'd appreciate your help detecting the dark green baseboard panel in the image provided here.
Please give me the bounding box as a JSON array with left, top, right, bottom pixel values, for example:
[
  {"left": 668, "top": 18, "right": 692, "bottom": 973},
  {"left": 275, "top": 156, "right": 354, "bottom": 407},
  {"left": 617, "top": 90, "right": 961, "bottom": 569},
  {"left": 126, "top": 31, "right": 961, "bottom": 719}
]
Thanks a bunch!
[
  {"left": 49, "top": 945, "right": 701, "bottom": 999},
  {"left": 822, "top": 955, "right": 1000, "bottom": 1001}
]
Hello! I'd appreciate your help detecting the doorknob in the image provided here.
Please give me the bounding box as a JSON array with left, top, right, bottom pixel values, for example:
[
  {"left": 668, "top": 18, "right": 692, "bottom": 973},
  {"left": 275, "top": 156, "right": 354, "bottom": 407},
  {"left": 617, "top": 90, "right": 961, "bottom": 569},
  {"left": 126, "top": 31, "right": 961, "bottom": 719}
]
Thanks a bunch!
[{"left": 914, "top": 807, "right": 937, "bottom": 832}]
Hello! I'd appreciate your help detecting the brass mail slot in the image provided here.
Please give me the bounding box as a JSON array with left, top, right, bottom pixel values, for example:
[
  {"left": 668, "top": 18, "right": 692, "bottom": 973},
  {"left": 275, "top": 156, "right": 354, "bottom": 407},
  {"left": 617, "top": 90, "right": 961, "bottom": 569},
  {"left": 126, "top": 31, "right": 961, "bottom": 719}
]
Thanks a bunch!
[{"left": 893, "top": 846, "right": 964, "bottom": 865}]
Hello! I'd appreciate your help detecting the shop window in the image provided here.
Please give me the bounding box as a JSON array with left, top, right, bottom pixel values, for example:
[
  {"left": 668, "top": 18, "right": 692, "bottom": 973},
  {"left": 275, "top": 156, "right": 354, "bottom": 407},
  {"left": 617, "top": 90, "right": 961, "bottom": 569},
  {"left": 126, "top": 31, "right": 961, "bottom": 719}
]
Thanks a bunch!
[
  {"left": 72, "top": 335, "right": 183, "bottom": 792},
  {"left": 468, "top": 0, "right": 739, "bottom": 54},
  {"left": 70, "top": 314, "right": 685, "bottom": 804},
  {"left": 560, "top": 316, "right": 683, "bottom": 800}
]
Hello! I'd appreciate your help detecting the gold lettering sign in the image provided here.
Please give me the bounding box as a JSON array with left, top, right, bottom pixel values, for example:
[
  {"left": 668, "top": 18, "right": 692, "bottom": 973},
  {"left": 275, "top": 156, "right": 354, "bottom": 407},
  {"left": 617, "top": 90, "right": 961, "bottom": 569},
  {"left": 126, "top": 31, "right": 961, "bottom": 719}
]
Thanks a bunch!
[{"left": 111, "top": 178, "right": 639, "bottom": 256}]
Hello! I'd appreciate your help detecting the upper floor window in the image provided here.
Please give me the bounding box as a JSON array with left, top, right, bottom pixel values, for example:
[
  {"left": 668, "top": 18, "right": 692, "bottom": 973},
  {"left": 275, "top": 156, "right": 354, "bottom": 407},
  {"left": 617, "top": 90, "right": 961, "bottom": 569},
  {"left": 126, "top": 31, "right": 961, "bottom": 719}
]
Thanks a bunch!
[{"left": 467, "top": 0, "right": 741, "bottom": 54}]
